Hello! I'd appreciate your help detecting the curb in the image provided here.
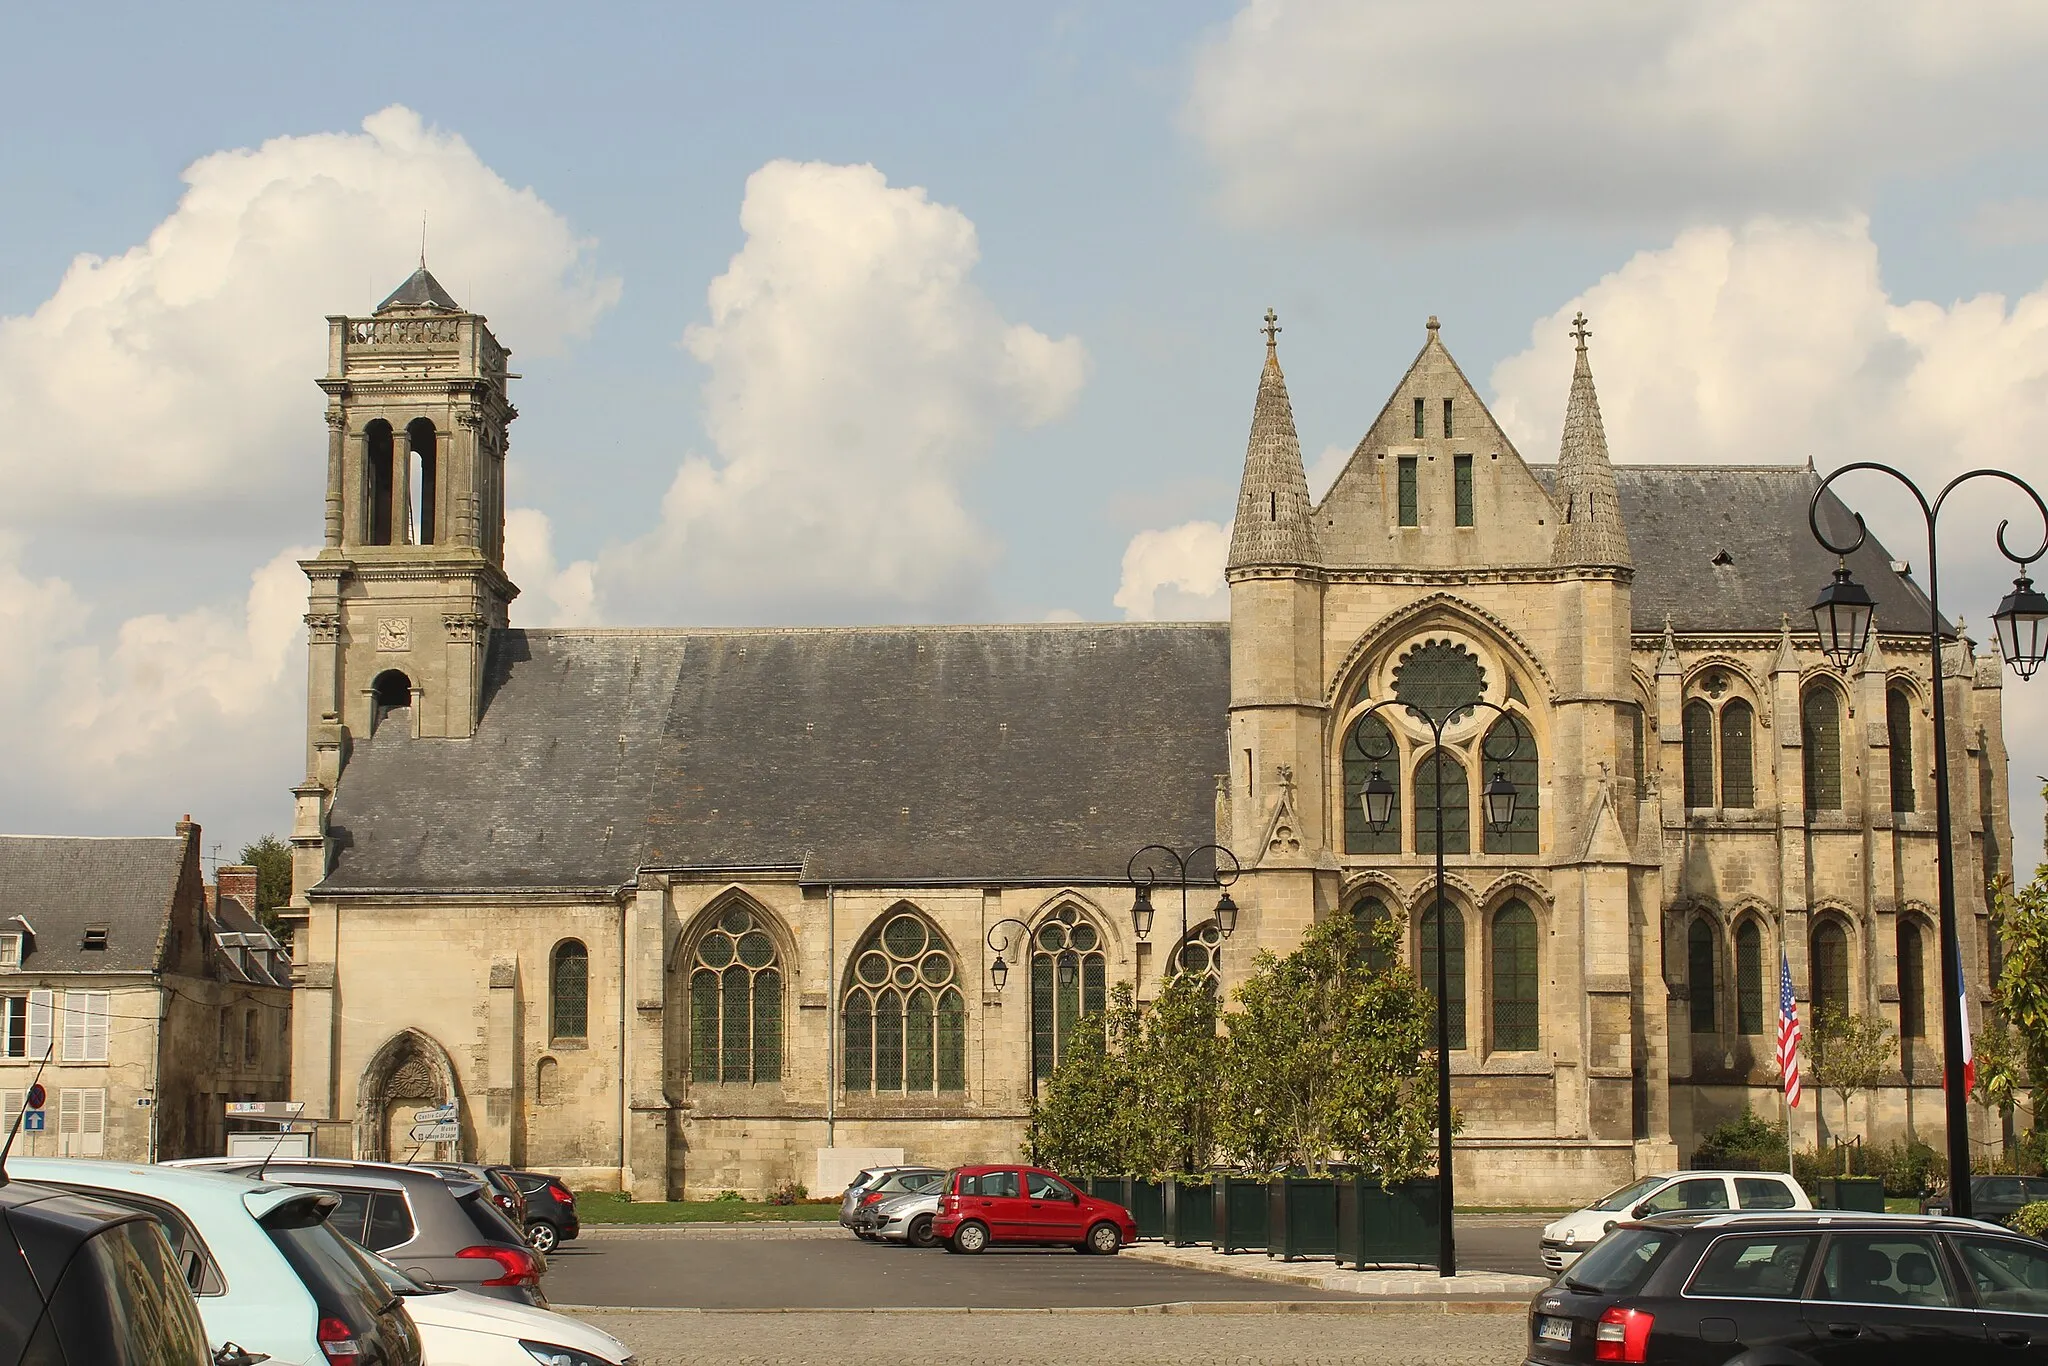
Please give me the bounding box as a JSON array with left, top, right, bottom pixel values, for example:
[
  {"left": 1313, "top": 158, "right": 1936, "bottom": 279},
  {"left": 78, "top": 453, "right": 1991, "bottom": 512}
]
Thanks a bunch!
[
  {"left": 559, "top": 1300, "right": 1528, "bottom": 1317},
  {"left": 1123, "top": 1244, "right": 1549, "bottom": 1299},
  {"left": 578, "top": 1223, "right": 847, "bottom": 1239}
]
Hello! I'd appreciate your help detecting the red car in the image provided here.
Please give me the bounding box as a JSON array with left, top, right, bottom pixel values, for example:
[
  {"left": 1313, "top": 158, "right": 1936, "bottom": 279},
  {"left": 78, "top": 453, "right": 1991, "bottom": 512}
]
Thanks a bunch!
[{"left": 932, "top": 1164, "right": 1138, "bottom": 1255}]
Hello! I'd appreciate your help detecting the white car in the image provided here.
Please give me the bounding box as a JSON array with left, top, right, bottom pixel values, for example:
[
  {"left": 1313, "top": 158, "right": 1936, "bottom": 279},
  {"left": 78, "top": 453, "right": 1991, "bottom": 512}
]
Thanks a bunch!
[
  {"left": 358, "top": 1244, "right": 636, "bottom": 1366},
  {"left": 1540, "top": 1170, "right": 1810, "bottom": 1272}
]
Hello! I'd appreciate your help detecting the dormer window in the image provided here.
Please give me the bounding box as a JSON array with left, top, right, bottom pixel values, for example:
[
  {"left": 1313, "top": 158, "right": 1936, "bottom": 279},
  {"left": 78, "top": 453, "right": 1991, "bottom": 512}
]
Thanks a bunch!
[
  {"left": 0, "top": 934, "right": 20, "bottom": 971},
  {"left": 81, "top": 926, "right": 108, "bottom": 952}
]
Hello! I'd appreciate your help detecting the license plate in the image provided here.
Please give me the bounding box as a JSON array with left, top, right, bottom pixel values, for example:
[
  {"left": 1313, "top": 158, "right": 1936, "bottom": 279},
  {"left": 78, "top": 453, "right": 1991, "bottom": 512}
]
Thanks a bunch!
[{"left": 1536, "top": 1316, "right": 1573, "bottom": 1344}]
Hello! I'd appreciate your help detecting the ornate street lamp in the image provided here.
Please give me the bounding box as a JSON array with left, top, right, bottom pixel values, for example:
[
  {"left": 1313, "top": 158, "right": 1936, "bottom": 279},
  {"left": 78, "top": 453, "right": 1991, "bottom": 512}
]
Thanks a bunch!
[
  {"left": 1808, "top": 462, "right": 2048, "bottom": 1219},
  {"left": 1129, "top": 882, "right": 1156, "bottom": 944},
  {"left": 1351, "top": 695, "right": 1522, "bottom": 1278},
  {"left": 985, "top": 917, "right": 1031, "bottom": 995},
  {"left": 1125, "top": 843, "right": 1243, "bottom": 973}
]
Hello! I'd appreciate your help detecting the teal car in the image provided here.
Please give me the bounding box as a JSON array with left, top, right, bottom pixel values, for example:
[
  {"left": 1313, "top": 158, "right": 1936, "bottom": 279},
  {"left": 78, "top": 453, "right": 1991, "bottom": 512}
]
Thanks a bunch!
[{"left": 10, "top": 1158, "right": 423, "bottom": 1366}]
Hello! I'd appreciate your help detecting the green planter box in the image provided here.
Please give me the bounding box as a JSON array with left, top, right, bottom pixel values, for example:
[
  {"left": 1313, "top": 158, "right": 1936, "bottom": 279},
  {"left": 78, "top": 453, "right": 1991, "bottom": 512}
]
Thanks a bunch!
[
  {"left": 1338, "top": 1176, "right": 1441, "bottom": 1270},
  {"left": 1165, "top": 1180, "right": 1214, "bottom": 1246},
  {"left": 1267, "top": 1175, "right": 1340, "bottom": 1261},
  {"left": 1211, "top": 1175, "right": 1269, "bottom": 1254},
  {"left": 1818, "top": 1177, "right": 1886, "bottom": 1212},
  {"left": 1128, "top": 1178, "right": 1165, "bottom": 1240}
]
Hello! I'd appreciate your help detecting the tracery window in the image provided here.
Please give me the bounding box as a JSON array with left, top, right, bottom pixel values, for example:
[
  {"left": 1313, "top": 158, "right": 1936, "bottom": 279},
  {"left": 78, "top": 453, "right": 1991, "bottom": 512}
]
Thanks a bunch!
[
  {"left": 1736, "top": 920, "right": 1764, "bottom": 1035},
  {"left": 1168, "top": 921, "right": 1225, "bottom": 991},
  {"left": 1719, "top": 700, "right": 1755, "bottom": 809},
  {"left": 1418, "top": 902, "right": 1466, "bottom": 1050},
  {"left": 1414, "top": 749, "right": 1470, "bottom": 855},
  {"left": 1682, "top": 701, "right": 1715, "bottom": 809},
  {"left": 1481, "top": 714, "right": 1538, "bottom": 854},
  {"left": 1687, "top": 919, "right": 1717, "bottom": 1034},
  {"left": 1888, "top": 687, "right": 1916, "bottom": 813},
  {"left": 550, "top": 940, "right": 588, "bottom": 1042},
  {"left": 1811, "top": 919, "right": 1851, "bottom": 1019},
  {"left": 1030, "top": 905, "right": 1107, "bottom": 1084},
  {"left": 842, "top": 908, "right": 965, "bottom": 1093},
  {"left": 688, "top": 904, "right": 784, "bottom": 1084},
  {"left": 1352, "top": 895, "right": 1395, "bottom": 974},
  {"left": 1343, "top": 714, "right": 1402, "bottom": 855},
  {"left": 1491, "top": 901, "right": 1539, "bottom": 1052},
  {"left": 1802, "top": 687, "right": 1843, "bottom": 813}
]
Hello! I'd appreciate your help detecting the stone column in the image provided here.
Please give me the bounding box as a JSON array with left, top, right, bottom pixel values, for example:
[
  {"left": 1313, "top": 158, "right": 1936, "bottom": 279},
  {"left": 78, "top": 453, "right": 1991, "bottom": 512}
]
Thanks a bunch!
[
  {"left": 622, "top": 881, "right": 671, "bottom": 1200},
  {"left": 324, "top": 411, "right": 345, "bottom": 547},
  {"left": 485, "top": 958, "right": 520, "bottom": 1163}
]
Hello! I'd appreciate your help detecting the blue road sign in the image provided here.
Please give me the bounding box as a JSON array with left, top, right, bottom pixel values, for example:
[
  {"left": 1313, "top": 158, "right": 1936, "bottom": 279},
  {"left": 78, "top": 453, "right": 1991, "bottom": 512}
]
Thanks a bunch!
[{"left": 23, "top": 1111, "right": 44, "bottom": 1132}]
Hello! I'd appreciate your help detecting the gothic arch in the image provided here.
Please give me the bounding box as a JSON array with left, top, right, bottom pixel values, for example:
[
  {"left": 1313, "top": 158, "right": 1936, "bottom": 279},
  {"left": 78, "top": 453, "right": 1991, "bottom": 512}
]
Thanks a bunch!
[
  {"left": 1680, "top": 655, "right": 1763, "bottom": 699},
  {"left": 1024, "top": 889, "right": 1126, "bottom": 961},
  {"left": 1339, "top": 870, "right": 1405, "bottom": 907},
  {"left": 672, "top": 889, "right": 799, "bottom": 984},
  {"left": 672, "top": 891, "right": 792, "bottom": 1088},
  {"left": 1478, "top": 871, "right": 1552, "bottom": 915},
  {"left": 1398, "top": 872, "right": 1482, "bottom": 916},
  {"left": 1322, "top": 592, "right": 1556, "bottom": 715},
  {"left": 354, "top": 1028, "right": 462, "bottom": 1160}
]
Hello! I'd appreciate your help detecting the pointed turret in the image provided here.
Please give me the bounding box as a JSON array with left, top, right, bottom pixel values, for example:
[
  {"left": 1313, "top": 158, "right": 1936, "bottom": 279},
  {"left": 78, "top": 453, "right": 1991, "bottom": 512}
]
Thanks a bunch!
[
  {"left": 1551, "top": 313, "right": 1631, "bottom": 569},
  {"left": 1227, "top": 309, "right": 1318, "bottom": 571},
  {"left": 376, "top": 265, "right": 462, "bottom": 314}
]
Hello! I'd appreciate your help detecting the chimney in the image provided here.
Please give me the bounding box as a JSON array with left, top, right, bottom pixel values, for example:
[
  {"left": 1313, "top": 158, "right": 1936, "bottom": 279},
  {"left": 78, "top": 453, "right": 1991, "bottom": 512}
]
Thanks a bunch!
[
  {"left": 216, "top": 864, "right": 259, "bottom": 913},
  {"left": 175, "top": 813, "right": 198, "bottom": 840}
]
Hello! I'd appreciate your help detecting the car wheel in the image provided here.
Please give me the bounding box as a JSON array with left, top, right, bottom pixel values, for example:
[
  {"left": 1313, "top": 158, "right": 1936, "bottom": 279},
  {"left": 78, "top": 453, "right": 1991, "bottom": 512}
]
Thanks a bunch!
[
  {"left": 525, "top": 1220, "right": 559, "bottom": 1254},
  {"left": 1084, "top": 1221, "right": 1122, "bottom": 1256},
  {"left": 951, "top": 1220, "right": 990, "bottom": 1254},
  {"left": 908, "top": 1214, "right": 937, "bottom": 1248},
  {"left": 855, "top": 1229, "right": 879, "bottom": 1242}
]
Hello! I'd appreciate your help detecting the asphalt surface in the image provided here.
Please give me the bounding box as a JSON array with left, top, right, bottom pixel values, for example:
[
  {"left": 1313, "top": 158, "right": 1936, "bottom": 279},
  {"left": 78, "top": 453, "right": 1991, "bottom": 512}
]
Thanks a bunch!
[{"left": 545, "top": 1219, "right": 1548, "bottom": 1310}]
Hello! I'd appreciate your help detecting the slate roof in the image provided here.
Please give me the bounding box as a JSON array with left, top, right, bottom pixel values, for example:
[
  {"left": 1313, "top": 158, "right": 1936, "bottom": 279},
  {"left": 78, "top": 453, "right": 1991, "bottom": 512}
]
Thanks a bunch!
[
  {"left": 0, "top": 836, "right": 183, "bottom": 973},
  {"left": 376, "top": 266, "right": 462, "bottom": 314},
  {"left": 322, "top": 624, "right": 1232, "bottom": 893},
  {"left": 208, "top": 899, "right": 290, "bottom": 988},
  {"left": 1530, "top": 465, "right": 1943, "bottom": 635},
  {"left": 1227, "top": 346, "right": 1318, "bottom": 570}
]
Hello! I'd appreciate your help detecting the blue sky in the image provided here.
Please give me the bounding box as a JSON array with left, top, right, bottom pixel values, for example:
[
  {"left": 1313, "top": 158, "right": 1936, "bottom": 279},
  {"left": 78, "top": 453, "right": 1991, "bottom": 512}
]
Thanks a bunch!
[{"left": 2, "top": 1, "right": 2047, "bottom": 868}]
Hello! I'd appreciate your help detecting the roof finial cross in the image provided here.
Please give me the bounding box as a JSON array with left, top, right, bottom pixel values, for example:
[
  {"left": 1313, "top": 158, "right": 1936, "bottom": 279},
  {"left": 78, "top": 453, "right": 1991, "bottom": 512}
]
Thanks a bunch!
[
  {"left": 1261, "top": 307, "right": 1281, "bottom": 353},
  {"left": 1570, "top": 311, "right": 1592, "bottom": 351}
]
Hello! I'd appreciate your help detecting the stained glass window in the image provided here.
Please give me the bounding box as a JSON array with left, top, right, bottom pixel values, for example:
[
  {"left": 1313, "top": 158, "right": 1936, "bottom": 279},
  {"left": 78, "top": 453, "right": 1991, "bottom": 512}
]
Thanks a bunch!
[
  {"left": 1419, "top": 902, "right": 1466, "bottom": 1050},
  {"left": 1343, "top": 714, "right": 1401, "bottom": 855},
  {"left": 1811, "top": 919, "right": 1850, "bottom": 1018},
  {"left": 1454, "top": 453, "right": 1474, "bottom": 526},
  {"left": 1888, "top": 688, "right": 1916, "bottom": 813},
  {"left": 1169, "top": 921, "right": 1224, "bottom": 992},
  {"left": 687, "top": 904, "right": 783, "bottom": 1084},
  {"left": 1683, "top": 701, "right": 1715, "bottom": 809},
  {"left": 1736, "top": 920, "right": 1764, "bottom": 1035},
  {"left": 1688, "top": 919, "right": 1717, "bottom": 1034},
  {"left": 842, "top": 908, "right": 965, "bottom": 1093},
  {"left": 1802, "top": 687, "right": 1843, "bottom": 812},
  {"left": 1720, "top": 700, "right": 1755, "bottom": 809},
  {"left": 1030, "top": 905, "right": 1108, "bottom": 1084},
  {"left": 1481, "top": 714, "right": 1538, "bottom": 854},
  {"left": 1415, "top": 749, "right": 1470, "bottom": 855},
  {"left": 1492, "top": 901, "right": 1539, "bottom": 1052},
  {"left": 550, "top": 940, "right": 588, "bottom": 1042},
  {"left": 1897, "top": 919, "right": 1926, "bottom": 1038},
  {"left": 1398, "top": 457, "right": 1419, "bottom": 525}
]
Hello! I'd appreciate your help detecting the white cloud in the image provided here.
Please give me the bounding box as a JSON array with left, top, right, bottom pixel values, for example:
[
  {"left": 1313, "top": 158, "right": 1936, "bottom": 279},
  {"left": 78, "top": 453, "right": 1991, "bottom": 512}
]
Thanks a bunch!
[
  {"left": 504, "top": 507, "right": 600, "bottom": 627},
  {"left": 1488, "top": 214, "right": 2048, "bottom": 869},
  {"left": 596, "top": 160, "right": 1088, "bottom": 624},
  {"left": 0, "top": 105, "right": 618, "bottom": 530},
  {"left": 1114, "top": 519, "right": 1233, "bottom": 621},
  {"left": 1306, "top": 442, "right": 1348, "bottom": 502},
  {"left": 1187, "top": 0, "right": 2048, "bottom": 234}
]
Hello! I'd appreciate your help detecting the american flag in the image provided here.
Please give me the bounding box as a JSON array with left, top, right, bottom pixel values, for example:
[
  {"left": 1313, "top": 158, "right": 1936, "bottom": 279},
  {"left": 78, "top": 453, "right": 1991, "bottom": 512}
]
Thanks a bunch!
[{"left": 1777, "top": 951, "right": 1802, "bottom": 1108}]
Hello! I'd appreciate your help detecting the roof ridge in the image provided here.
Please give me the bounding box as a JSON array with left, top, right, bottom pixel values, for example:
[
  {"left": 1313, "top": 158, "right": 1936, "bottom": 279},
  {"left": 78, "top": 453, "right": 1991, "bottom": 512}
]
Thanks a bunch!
[{"left": 514, "top": 622, "right": 1230, "bottom": 638}]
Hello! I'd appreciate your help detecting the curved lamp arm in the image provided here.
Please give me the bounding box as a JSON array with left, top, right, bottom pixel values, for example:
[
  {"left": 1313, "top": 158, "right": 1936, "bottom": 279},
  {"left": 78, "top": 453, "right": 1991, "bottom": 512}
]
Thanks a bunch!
[{"left": 984, "top": 917, "right": 1031, "bottom": 993}]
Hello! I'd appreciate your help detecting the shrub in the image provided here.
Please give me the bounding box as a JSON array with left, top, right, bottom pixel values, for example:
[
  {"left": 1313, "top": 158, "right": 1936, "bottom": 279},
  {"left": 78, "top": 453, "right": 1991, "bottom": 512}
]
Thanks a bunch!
[
  {"left": 713, "top": 1190, "right": 744, "bottom": 1204},
  {"left": 2011, "top": 1201, "right": 2048, "bottom": 1239},
  {"left": 767, "top": 1180, "right": 807, "bottom": 1206},
  {"left": 1863, "top": 1139, "right": 1946, "bottom": 1197},
  {"left": 1692, "top": 1110, "right": 1788, "bottom": 1170}
]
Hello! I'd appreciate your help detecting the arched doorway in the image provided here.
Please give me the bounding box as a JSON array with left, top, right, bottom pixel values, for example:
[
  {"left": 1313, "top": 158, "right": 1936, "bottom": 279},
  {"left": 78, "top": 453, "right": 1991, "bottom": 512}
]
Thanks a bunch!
[{"left": 355, "top": 1029, "right": 462, "bottom": 1160}]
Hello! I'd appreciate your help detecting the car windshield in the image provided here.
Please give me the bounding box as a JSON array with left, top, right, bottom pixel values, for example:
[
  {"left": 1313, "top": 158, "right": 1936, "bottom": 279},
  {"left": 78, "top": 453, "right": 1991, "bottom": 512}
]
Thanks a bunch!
[
  {"left": 1565, "top": 1228, "right": 1677, "bottom": 1296},
  {"left": 874, "top": 1171, "right": 944, "bottom": 1195},
  {"left": 354, "top": 1242, "right": 452, "bottom": 1296},
  {"left": 1589, "top": 1177, "right": 1668, "bottom": 1212}
]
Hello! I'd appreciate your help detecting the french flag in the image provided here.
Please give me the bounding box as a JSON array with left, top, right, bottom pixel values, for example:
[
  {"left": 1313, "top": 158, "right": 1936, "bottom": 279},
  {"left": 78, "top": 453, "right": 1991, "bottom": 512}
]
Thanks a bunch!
[{"left": 1948, "top": 957, "right": 1976, "bottom": 1097}]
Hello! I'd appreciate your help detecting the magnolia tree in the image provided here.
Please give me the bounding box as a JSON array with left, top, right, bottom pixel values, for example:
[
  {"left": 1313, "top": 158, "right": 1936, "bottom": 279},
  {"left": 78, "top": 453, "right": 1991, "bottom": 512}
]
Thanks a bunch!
[{"left": 1806, "top": 1007, "right": 1898, "bottom": 1173}]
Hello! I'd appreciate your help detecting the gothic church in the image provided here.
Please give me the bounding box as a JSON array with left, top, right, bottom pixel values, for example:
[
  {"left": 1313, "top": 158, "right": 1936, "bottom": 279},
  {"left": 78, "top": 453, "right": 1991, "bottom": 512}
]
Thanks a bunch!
[{"left": 286, "top": 271, "right": 2013, "bottom": 1202}]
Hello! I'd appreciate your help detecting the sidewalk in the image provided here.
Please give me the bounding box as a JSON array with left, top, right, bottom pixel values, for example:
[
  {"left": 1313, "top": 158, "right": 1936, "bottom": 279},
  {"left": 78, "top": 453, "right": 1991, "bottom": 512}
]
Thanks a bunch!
[{"left": 1124, "top": 1242, "right": 1549, "bottom": 1300}]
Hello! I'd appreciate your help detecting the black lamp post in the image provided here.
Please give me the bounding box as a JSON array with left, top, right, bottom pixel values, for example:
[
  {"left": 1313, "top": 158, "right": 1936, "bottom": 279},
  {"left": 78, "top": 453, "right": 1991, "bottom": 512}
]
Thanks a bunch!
[
  {"left": 1126, "top": 844, "right": 1242, "bottom": 975},
  {"left": 986, "top": 917, "right": 1031, "bottom": 995},
  {"left": 1350, "top": 697, "right": 1523, "bottom": 1279},
  {"left": 1807, "top": 463, "right": 2048, "bottom": 1220}
]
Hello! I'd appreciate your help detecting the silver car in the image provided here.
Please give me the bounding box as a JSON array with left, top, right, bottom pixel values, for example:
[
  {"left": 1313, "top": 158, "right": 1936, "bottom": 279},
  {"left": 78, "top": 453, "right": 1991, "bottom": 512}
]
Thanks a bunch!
[
  {"left": 841, "top": 1166, "right": 945, "bottom": 1239},
  {"left": 849, "top": 1169, "right": 948, "bottom": 1246},
  {"left": 839, "top": 1166, "right": 938, "bottom": 1235}
]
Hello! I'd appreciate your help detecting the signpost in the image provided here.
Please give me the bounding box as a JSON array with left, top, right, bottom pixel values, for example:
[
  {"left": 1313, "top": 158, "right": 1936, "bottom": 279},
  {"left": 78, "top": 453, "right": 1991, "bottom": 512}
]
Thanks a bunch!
[{"left": 406, "top": 1103, "right": 459, "bottom": 1148}]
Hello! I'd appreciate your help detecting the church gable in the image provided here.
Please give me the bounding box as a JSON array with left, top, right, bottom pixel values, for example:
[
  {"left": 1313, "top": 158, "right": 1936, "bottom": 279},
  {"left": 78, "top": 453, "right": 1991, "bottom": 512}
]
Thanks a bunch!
[{"left": 1315, "top": 320, "right": 1556, "bottom": 570}]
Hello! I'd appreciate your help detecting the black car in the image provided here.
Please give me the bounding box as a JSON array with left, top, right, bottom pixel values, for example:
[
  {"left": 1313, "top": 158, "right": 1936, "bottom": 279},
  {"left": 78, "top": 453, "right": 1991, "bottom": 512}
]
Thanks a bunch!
[
  {"left": 0, "top": 1179, "right": 214, "bottom": 1364},
  {"left": 1923, "top": 1175, "right": 2048, "bottom": 1226},
  {"left": 1525, "top": 1210, "right": 2048, "bottom": 1363},
  {"left": 505, "top": 1170, "right": 580, "bottom": 1254}
]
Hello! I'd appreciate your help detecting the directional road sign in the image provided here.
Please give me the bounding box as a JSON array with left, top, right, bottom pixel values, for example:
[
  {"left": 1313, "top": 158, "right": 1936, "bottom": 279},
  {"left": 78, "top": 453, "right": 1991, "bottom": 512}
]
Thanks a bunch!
[
  {"left": 412, "top": 1104, "right": 458, "bottom": 1124},
  {"left": 408, "top": 1121, "right": 460, "bottom": 1143}
]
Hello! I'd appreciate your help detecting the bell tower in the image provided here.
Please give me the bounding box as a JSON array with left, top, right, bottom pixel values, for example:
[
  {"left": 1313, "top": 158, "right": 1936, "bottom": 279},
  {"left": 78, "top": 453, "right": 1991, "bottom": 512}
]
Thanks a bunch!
[{"left": 301, "top": 265, "right": 520, "bottom": 784}]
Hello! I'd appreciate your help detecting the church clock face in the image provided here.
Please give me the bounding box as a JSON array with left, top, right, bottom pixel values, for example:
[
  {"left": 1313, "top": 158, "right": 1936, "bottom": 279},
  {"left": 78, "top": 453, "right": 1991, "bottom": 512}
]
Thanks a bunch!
[{"left": 376, "top": 617, "right": 412, "bottom": 652}]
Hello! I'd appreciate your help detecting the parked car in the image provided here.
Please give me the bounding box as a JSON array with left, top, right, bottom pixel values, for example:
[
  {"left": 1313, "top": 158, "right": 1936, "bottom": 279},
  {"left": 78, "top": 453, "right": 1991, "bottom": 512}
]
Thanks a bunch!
[
  {"left": 839, "top": 1166, "right": 932, "bottom": 1233},
  {"left": 856, "top": 1179, "right": 951, "bottom": 1248},
  {"left": 12, "top": 1156, "right": 426, "bottom": 1366},
  {"left": 847, "top": 1168, "right": 946, "bottom": 1242},
  {"left": 407, "top": 1161, "right": 529, "bottom": 1228},
  {"left": 0, "top": 1177, "right": 215, "bottom": 1365},
  {"left": 1541, "top": 1170, "right": 1809, "bottom": 1272},
  {"left": 173, "top": 1157, "right": 547, "bottom": 1306},
  {"left": 504, "top": 1170, "right": 580, "bottom": 1254},
  {"left": 1525, "top": 1209, "right": 2048, "bottom": 1364},
  {"left": 931, "top": 1165, "right": 1137, "bottom": 1255},
  {"left": 355, "top": 1243, "right": 635, "bottom": 1366},
  {"left": 1922, "top": 1174, "right": 2048, "bottom": 1226}
]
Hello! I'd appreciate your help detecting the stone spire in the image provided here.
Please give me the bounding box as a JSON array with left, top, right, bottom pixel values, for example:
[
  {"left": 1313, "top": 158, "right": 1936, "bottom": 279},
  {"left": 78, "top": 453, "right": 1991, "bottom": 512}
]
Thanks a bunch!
[
  {"left": 1227, "top": 309, "right": 1318, "bottom": 571},
  {"left": 1551, "top": 313, "right": 1631, "bottom": 569}
]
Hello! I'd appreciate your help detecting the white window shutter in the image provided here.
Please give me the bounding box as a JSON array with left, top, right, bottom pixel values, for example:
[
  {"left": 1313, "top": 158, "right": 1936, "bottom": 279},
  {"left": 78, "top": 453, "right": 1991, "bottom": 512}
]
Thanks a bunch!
[
  {"left": 58, "top": 1089, "right": 77, "bottom": 1137},
  {"left": 0, "top": 1090, "right": 20, "bottom": 1136},
  {"left": 82, "top": 993, "right": 108, "bottom": 1063},
  {"left": 82, "top": 1089, "right": 103, "bottom": 1156},
  {"left": 26, "top": 990, "right": 51, "bottom": 1062},
  {"left": 60, "top": 993, "right": 85, "bottom": 1063}
]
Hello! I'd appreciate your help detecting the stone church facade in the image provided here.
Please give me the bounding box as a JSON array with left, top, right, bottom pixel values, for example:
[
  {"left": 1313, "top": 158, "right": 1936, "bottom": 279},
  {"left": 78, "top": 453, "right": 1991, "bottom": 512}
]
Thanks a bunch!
[{"left": 286, "top": 272, "right": 2013, "bottom": 1203}]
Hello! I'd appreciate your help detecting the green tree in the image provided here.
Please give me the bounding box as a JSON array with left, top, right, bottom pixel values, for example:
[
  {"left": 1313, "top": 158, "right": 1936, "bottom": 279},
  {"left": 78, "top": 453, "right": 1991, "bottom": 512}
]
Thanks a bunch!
[
  {"left": 1214, "top": 910, "right": 1439, "bottom": 1182},
  {"left": 237, "top": 834, "right": 294, "bottom": 937},
  {"left": 1026, "top": 983, "right": 1143, "bottom": 1174},
  {"left": 1806, "top": 1006, "right": 1898, "bottom": 1172},
  {"left": 1994, "top": 840, "right": 2048, "bottom": 1143},
  {"left": 1126, "top": 970, "right": 1222, "bottom": 1175}
]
